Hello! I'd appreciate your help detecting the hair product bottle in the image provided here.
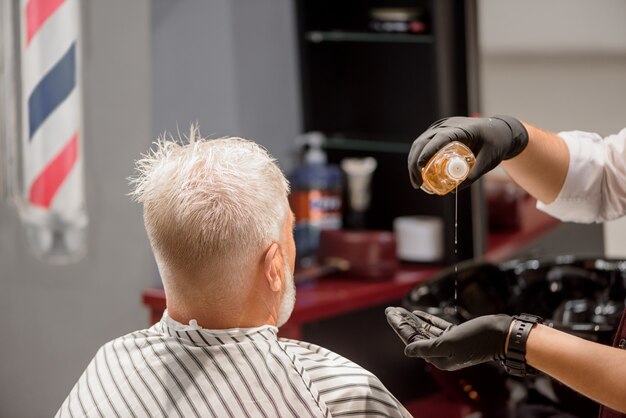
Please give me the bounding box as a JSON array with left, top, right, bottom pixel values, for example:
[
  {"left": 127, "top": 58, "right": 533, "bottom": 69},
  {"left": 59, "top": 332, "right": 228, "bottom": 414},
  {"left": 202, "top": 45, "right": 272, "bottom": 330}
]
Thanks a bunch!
[
  {"left": 420, "top": 142, "right": 476, "bottom": 195},
  {"left": 289, "top": 133, "right": 342, "bottom": 264}
]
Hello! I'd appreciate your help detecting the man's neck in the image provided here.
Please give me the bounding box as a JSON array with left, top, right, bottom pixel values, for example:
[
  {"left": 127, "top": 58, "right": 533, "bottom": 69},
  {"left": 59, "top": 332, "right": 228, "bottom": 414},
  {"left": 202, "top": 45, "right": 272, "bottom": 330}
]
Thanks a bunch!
[{"left": 166, "top": 291, "right": 278, "bottom": 330}]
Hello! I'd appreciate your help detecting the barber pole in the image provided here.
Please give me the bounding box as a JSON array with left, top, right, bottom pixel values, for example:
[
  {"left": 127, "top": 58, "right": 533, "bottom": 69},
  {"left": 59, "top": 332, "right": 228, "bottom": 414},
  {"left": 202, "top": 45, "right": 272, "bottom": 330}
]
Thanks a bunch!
[{"left": 4, "top": 0, "right": 87, "bottom": 263}]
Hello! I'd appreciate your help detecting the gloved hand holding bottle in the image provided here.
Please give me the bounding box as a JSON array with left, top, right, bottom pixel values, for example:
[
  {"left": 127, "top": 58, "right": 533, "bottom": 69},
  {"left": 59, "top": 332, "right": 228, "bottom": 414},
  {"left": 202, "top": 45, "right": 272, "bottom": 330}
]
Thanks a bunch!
[{"left": 408, "top": 116, "right": 529, "bottom": 191}]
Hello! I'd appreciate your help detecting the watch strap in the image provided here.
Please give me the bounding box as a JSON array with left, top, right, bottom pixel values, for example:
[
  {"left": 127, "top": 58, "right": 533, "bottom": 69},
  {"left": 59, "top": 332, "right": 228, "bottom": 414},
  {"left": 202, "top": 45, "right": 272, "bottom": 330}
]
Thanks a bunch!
[{"left": 502, "top": 313, "right": 543, "bottom": 377}]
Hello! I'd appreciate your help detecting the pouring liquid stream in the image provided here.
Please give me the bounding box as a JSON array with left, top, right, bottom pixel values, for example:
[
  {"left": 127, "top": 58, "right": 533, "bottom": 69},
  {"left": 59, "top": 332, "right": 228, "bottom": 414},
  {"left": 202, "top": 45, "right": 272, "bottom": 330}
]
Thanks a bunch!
[
  {"left": 454, "top": 185, "right": 458, "bottom": 313},
  {"left": 420, "top": 142, "right": 475, "bottom": 317}
]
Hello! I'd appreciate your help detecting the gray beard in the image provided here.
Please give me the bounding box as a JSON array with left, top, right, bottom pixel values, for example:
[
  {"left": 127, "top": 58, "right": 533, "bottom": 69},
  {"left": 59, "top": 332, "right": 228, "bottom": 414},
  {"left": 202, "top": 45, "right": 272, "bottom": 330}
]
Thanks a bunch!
[{"left": 276, "top": 262, "right": 296, "bottom": 327}]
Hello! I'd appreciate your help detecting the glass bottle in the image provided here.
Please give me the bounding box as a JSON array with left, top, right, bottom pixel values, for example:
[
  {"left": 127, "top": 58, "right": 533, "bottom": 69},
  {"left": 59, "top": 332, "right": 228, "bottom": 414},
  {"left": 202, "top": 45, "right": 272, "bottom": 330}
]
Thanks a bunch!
[{"left": 421, "top": 142, "right": 476, "bottom": 195}]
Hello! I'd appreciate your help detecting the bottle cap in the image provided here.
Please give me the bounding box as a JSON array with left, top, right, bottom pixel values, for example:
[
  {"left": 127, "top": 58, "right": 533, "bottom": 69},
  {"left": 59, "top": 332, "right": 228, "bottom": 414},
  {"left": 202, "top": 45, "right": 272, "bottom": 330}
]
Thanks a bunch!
[
  {"left": 303, "top": 132, "right": 327, "bottom": 165},
  {"left": 446, "top": 157, "right": 469, "bottom": 180}
]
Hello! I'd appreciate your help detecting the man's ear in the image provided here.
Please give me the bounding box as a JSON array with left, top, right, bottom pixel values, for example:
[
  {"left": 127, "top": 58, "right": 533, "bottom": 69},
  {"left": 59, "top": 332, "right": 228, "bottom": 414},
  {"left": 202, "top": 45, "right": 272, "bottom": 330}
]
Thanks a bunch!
[{"left": 263, "top": 242, "right": 283, "bottom": 292}]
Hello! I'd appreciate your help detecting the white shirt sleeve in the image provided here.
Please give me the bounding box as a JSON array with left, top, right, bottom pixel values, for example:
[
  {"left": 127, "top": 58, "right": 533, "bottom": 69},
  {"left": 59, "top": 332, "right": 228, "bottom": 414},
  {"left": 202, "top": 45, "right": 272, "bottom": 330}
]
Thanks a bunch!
[{"left": 537, "top": 128, "right": 626, "bottom": 223}]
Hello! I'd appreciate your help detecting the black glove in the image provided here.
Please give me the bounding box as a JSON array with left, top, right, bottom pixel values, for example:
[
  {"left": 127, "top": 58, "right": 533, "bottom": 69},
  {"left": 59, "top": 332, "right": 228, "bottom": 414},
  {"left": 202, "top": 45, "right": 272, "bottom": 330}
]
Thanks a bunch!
[
  {"left": 385, "top": 307, "right": 444, "bottom": 344},
  {"left": 408, "top": 116, "right": 529, "bottom": 190},
  {"left": 385, "top": 307, "right": 513, "bottom": 371}
]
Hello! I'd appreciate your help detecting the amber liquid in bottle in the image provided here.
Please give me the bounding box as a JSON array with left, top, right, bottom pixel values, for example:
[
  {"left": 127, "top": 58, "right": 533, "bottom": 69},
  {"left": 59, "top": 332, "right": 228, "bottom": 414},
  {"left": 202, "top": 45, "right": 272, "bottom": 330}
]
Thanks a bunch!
[{"left": 421, "top": 142, "right": 476, "bottom": 196}]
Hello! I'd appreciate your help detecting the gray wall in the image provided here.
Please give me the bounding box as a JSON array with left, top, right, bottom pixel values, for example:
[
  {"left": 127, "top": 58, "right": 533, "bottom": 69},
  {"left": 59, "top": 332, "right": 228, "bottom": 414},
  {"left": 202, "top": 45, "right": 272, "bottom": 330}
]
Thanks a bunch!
[
  {"left": 0, "top": 1, "right": 153, "bottom": 416},
  {"left": 151, "top": 0, "right": 301, "bottom": 173},
  {"left": 480, "top": 0, "right": 626, "bottom": 56},
  {"left": 479, "top": 0, "right": 626, "bottom": 136}
]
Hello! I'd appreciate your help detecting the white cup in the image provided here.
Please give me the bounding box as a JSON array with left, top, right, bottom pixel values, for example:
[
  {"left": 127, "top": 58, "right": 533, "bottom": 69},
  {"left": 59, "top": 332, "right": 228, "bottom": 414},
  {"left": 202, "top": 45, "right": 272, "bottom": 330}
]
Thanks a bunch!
[{"left": 393, "top": 216, "right": 444, "bottom": 262}]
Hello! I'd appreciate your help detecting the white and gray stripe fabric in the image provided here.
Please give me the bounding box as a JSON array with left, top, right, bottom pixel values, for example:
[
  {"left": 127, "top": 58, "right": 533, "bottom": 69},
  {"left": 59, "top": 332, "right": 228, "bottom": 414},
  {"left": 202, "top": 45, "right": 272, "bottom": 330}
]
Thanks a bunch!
[{"left": 56, "top": 312, "right": 412, "bottom": 418}]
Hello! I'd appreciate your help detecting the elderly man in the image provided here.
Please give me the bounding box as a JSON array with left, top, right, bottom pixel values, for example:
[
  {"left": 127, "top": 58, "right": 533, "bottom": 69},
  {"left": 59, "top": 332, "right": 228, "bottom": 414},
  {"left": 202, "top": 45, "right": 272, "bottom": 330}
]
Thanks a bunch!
[{"left": 56, "top": 130, "right": 410, "bottom": 418}]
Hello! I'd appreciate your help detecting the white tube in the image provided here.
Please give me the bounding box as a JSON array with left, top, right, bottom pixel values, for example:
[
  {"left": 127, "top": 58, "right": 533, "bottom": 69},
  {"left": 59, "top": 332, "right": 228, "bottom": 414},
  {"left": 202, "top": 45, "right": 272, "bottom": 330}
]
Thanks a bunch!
[{"left": 341, "top": 157, "right": 377, "bottom": 213}]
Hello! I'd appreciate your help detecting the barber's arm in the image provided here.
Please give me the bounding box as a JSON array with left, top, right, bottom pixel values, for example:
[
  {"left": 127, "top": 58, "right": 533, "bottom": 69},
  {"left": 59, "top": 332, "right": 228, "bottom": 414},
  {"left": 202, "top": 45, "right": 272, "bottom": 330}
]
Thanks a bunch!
[
  {"left": 500, "top": 123, "right": 569, "bottom": 204},
  {"left": 386, "top": 308, "right": 626, "bottom": 413},
  {"left": 527, "top": 323, "right": 626, "bottom": 413}
]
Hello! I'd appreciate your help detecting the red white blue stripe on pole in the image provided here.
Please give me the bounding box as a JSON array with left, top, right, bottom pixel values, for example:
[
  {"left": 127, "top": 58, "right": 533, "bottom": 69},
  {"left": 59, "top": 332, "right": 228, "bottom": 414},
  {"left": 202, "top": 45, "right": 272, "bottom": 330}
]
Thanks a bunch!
[
  {"left": 28, "top": 42, "right": 75, "bottom": 141},
  {"left": 25, "top": 0, "right": 66, "bottom": 45},
  {"left": 16, "top": 0, "right": 87, "bottom": 263}
]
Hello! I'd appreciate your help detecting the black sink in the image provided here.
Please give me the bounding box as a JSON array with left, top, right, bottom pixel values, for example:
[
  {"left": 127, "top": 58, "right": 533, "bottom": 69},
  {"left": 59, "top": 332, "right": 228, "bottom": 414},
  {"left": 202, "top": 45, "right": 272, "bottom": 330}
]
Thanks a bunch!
[{"left": 402, "top": 256, "right": 626, "bottom": 417}]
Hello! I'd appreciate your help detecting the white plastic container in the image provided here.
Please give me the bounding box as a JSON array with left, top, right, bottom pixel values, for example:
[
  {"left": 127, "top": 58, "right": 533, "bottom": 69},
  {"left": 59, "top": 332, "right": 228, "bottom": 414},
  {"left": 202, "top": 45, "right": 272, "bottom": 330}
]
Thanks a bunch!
[{"left": 393, "top": 216, "right": 444, "bottom": 262}]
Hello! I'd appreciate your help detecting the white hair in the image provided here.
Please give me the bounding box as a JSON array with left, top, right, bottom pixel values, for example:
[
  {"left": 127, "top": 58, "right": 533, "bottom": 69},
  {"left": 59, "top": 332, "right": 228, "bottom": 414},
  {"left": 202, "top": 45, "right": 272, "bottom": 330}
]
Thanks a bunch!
[{"left": 130, "top": 127, "right": 290, "bottom": 291}]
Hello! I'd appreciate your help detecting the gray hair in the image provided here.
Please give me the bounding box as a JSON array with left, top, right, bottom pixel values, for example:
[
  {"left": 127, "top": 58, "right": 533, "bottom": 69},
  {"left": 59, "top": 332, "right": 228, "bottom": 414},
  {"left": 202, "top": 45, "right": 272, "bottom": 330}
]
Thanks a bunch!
[{"left": 130, "top": 127, "right": 290, "bottom": 287}]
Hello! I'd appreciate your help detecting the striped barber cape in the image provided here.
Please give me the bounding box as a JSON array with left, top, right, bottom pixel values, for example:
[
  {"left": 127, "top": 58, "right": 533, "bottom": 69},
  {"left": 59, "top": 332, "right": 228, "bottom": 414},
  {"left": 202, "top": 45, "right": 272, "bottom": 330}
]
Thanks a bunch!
[{"left": 56, "top": 312, "right": 412, "bottom": 418}]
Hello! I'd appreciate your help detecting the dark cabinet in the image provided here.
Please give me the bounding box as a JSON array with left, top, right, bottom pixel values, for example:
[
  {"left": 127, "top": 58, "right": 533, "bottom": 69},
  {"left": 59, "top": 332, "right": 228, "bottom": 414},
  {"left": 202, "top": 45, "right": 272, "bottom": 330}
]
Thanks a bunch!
[{"left": 295, "top": 0, "right": 485, "bottom": 263}]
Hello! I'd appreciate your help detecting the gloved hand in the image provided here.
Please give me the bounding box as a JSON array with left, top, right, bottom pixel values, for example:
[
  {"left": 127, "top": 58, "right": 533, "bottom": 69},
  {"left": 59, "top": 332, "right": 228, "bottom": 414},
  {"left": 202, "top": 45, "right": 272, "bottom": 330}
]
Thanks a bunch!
[
  {"left": 407, "top": 116, "right": 529, "bottom": 190},
  {"left": 385, "top": 307, "right": 513, "bottom": 371}
]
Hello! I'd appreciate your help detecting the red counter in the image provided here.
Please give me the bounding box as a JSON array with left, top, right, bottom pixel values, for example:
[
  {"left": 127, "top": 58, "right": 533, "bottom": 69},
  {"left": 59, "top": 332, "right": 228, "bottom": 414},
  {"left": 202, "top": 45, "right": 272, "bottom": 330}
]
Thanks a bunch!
[{"left": 142, "top": 198, "right": 559, "bottom": 339}]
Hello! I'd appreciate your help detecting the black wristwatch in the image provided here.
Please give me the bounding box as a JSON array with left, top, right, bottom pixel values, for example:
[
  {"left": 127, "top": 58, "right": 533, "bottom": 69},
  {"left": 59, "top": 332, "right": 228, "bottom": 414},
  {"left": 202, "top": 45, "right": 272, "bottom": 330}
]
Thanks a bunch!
[{"left": 502, "top": 313, "right": 543, "bottom": 377}]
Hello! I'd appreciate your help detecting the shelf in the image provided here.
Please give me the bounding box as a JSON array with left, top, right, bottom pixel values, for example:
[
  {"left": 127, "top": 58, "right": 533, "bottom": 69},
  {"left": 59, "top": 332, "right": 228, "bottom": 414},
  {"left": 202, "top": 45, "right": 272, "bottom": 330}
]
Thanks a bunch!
[
  {"left": 324, "top": 137, "right": 411, "bottom": 154},
  {"left": 305, "top": 31, "right": 434, "bottom": 44}
]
